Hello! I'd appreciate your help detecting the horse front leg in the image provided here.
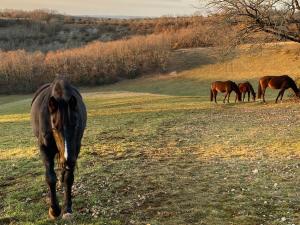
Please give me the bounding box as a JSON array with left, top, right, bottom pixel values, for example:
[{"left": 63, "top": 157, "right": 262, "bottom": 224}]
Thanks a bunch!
[
  {"left": 262, "top": 88, "right": 266, "bottom": 103},
  {"left": 41, "top": 146, "right": 61, "bottom": 219},
  {"left": 275, "top": 90, "right": 284, "bottom": 103},
  {"left": 275, "top": 88, "right": 286, "bottom": 103},
  {"left": 242, "top": 92, "right": 246, "bottom": 102},
  {"left": 62, "top": 161, "right": 76, "bottom": 218},
  {"left": 227, "top": 92, "right": 231, "bottom": 103},
  {"left": 248, "top": 92, "right": 250, "bottom": 102}
]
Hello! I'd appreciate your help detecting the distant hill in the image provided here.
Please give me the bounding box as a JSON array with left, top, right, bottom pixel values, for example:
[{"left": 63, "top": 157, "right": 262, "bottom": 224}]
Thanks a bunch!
[
  {"left": 84, "top": 15, "right": 147, "bottom": 19},
  {"left": 0, "top": 9, "right": 216, "bottom": 52}
]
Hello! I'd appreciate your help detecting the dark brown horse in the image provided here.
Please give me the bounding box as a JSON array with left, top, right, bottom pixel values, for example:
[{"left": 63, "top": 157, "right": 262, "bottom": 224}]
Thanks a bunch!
[
  {"left": 210, "top": 80, "right": 242, "bottom": 103},
  {"left": 236, "top": 82, "right": 256, "bottom": 102},
  {"left": 257, "top": 75, "right": 300, "bottom": 103},
  {"left": 31, "top": 78, "right": 87, "bottom": 219}
]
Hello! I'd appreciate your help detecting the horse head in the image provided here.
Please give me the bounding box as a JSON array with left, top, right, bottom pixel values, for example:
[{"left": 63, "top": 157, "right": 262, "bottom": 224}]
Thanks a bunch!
[
  {"left": 297, "top": 88, "right": 300, "bottom": 98},
  {"left": 252, "top": 92, "right": 256, "bottom": 101},
  {"left": 48, "top": 79, "right": 79, "bottom": 168},
  {"left": 233, "top": 82, "right": 242, "bottom": 101}
]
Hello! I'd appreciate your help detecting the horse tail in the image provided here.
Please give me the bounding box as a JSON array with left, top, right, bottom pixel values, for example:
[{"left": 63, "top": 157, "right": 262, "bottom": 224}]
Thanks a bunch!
[
  {"left": 257, "top": 81, "right": 262, "bottom": 99},
  {"left": 210, "top": 88, "right": 213, "bottom": 101}
]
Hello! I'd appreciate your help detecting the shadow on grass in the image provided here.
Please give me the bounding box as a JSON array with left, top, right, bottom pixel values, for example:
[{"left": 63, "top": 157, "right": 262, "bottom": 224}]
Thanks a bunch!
[
  {"left": 167, "top": 48, "right": 218, "bottom": 73},
  {"left": 87, "top": 77, "right": 261, "bottom": 100}
]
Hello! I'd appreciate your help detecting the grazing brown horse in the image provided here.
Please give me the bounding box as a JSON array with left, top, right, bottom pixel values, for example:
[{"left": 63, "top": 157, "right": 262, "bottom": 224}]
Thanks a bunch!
[
  {"left": 257, "top": 75, "right": 300, "bottom": 103},
  {"left": 236, "top": 82, "right": 256, "bottom": 102},
  {"left": 210, "top": 80, "right": 242, "bottom": 103},
  {"left": 31, "top": 78, "right": 87, "bottom": 219}
]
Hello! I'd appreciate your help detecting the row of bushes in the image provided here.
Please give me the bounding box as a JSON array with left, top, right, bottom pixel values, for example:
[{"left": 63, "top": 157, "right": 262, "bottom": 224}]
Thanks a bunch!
[
  {"left": 0, "top": 9, "right": 60, "bottom": 22},
  {"left": 0, "top": 33, "right": 171, "bottom": 93}
]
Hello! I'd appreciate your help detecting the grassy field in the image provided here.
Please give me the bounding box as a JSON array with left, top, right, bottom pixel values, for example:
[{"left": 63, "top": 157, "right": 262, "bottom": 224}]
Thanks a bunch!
[{"left": 1, "top": 43, "right": 300, "bottom": 225}]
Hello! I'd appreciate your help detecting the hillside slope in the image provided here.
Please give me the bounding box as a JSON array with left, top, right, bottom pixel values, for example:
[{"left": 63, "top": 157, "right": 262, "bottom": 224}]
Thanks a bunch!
[
  {"left": 96, "top": 42, "right": 300, "bottom": 96},
  {"left": 0, "top": 11, "right": 213, "bottom": 52}
]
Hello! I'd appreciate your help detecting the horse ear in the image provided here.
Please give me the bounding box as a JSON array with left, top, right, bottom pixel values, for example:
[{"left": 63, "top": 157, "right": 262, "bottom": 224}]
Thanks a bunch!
[
  {"left": 69, "top": 95, "right": 77, "bottom": 110},
  {"left": 48, "top": 96, "right": 58, "bottom": 113}
]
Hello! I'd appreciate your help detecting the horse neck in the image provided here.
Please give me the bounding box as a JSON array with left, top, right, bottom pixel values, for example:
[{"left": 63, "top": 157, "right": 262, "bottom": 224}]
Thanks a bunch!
[
  {"left": 249, "top": 84, "right": 255, "bottom": 95},
  {"left": 233, "top": 84, "right": 240, "bottom": 94},
  {"left": 290, "top": 79, "right": 299, "bottom": 94}
]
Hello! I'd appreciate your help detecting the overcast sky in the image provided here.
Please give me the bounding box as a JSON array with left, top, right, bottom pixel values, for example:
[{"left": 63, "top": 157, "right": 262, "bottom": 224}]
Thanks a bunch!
[{"left": 1, "top": 0, "right": 207, "bottom": 17}]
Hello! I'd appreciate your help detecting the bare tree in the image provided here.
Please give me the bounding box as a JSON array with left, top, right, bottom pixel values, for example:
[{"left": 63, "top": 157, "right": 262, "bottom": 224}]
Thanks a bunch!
[{"left": 208, "top": 0, "right": 300, "bottom": 43}]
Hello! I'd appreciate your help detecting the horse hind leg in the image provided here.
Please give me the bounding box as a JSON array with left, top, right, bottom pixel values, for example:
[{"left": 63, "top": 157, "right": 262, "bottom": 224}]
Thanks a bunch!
[
  {"left": 223, "top": 92, "right": 228, "bottom": 103},
  {"left": 242, "top": 92, "right": 246, "bottom": 102},
  {"left": 248, "top": 91, "right": 250, "bottom": 102},
  {"left": 262, "top": 88, "right": 267, "bottom": 103}
]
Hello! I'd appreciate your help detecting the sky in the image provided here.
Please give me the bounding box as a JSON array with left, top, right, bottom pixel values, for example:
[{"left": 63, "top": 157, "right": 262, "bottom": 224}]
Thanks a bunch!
[{"left": 1, "top": 0, "right": 208, "bottom": 17}]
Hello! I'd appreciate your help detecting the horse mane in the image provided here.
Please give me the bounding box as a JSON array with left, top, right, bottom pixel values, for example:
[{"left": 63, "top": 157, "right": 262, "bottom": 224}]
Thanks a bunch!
[
  {"left": 247, "top": 82, "right": 256, "bottom": 96},
  {"left": 232, "top": 82, "right": 240, "bottom": 93},
  {"left": 50, "top": 78, "right": 85, "bottom": 168}
]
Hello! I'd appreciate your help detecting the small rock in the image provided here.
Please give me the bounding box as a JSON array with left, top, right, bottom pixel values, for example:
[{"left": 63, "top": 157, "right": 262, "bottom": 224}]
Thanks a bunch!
[{"left": 281, "top": 217, "right": 286, "bottom": 222}]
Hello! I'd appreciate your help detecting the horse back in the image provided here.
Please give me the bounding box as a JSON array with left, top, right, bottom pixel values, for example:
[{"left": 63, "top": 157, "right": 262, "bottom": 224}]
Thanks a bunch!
[
  {"left": 239, "top": 82, "right": 252, "bottom": 92},
  {"left": 211, "top": 80, "right": 236, "bottom": 92}
]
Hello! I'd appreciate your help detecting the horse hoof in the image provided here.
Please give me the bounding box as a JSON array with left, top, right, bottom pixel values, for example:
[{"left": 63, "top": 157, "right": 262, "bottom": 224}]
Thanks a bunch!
[
  {"left": 48, "top": 207, "right": 61, "bottom": 220},
  {"left": 62, "top": 212, "right": 73, "bottom": 220}
]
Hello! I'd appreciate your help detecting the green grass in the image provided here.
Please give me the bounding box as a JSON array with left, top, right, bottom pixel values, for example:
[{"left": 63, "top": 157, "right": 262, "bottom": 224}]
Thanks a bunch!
[{"left": 2, "top": 46, "right": 300, "bottom": 225}]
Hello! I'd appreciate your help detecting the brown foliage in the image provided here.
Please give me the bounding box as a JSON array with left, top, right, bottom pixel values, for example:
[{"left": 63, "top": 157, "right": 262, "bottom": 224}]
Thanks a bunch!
[
  {"left": 0, "top": 34, "right": 170, "bottom": 93},
  {"left": 0, "top": 9, "right": 59, "bottom": 22}
]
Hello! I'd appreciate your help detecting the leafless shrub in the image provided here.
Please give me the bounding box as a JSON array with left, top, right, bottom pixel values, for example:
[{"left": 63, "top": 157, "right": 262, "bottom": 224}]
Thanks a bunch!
[
  {"left": 0, "top": 50, "right": 46, "bottom": 92},
  {"left": 0, "top": 9, "right": 59, "bottom": 22},
  {"left": 0, "top": 34, "right": 171, "bottom": 93},
  {"left": 208, "top": 0, "right": 300, "bottom": 44}
]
